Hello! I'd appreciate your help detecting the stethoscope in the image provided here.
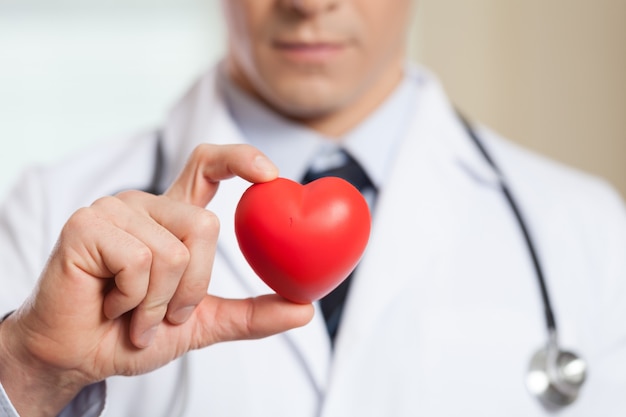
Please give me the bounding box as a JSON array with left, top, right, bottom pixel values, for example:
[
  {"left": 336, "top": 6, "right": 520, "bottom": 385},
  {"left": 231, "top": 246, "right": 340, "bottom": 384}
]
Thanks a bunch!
[
  {"left": 145, "top": 114, "right": 587, "bottom": 411},
  {"left": 458, "top": 114, "right": 588, "bottom": 408}
]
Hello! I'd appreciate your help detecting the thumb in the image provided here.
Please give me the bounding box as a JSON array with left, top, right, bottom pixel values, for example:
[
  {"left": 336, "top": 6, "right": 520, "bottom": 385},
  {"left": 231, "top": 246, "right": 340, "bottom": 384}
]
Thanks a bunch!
[
  {"left": 165, "top": 144, "right": 279, "bottom": 207},
  {"left": 191, "top": 295, "right": 315, "bottom": 347}
]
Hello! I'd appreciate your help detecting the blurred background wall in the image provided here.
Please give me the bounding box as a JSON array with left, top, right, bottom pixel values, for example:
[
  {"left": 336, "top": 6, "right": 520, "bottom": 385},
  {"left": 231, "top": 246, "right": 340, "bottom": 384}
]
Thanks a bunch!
[
  {"left": 1, "top": 1, "right": 625, "bottom": 199},
  {"left": 0, "top": 0, "right": 224, "bottom": 198},
  {"left": 412, "top": 0, "right": 626, "bottom": 198}
]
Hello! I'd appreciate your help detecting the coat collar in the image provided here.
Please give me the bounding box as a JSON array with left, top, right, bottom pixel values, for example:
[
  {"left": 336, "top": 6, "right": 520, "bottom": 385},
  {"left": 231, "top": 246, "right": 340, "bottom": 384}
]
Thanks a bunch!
[
  {"left": 158, "top": 63, "right": 502, "bottom": 391},
  {"left": 406, "top": 66, "right": 501, "bottom": 188},
  {"left": 160, "top": 64, "right": 501, "bottom": 189}
]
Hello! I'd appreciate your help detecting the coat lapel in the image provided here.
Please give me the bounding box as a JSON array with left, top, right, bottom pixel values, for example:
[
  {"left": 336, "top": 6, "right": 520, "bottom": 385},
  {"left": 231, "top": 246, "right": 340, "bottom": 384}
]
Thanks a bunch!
[{"left": 331, "top": 71, "right": 501, "bottom": 370}]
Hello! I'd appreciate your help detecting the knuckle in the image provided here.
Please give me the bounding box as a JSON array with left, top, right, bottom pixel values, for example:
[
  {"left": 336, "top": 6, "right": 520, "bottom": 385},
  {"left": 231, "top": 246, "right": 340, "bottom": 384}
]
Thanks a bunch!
[
  {"left": 192, "top": 210, "right": 220, "bottom": 235},
  {"left": 116, "top": 190, "right": 157, "bottom": 211},
  {"left": 165, "top": 242, "right": 191, "bottom": 269},
  {"left": 91, "top": 195, "right": 123, "bottom": 210},
  {"left": 191, "top": 143, "right": 214, "bottom": 162},
  {"left": 131, "top": 246, "right": 153, "bottom": 270},
  {"left": 237, "top": 143, "right": 257, "bottom": 155},
  {"left": 115, "top": 189, "right": 145, "bottom": 202},
  {"left": 63, "top": 207, "right": 97, "bottom": 234},
  {"left": 67, "top": 206, "right": 93, "bottom": 225}
]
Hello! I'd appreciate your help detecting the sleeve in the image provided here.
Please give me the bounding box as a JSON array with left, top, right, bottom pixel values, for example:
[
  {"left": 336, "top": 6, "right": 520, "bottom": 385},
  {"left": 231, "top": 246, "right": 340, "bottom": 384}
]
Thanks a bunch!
[
  {"left": 58, "top": 383, "right": 107, "bottom": 417},
  {"left": 0, "top": 168, "right": 50, "bottom": 311},
  {"left": 0, "top": 380, "right": 107, "bottom": 417}
]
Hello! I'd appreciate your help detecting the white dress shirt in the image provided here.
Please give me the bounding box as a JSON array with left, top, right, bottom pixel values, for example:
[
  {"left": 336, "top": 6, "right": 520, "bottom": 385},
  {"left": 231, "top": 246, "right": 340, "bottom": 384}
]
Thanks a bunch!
[{"left": 219, "top": 65, "right": 419, "bottom": 191}]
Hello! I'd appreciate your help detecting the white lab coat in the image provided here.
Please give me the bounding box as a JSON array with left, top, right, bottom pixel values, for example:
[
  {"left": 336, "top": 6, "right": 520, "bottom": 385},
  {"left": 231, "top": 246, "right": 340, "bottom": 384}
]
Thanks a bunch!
[{"left": 1, "top": 65, "right": 626, "bottom": 417}]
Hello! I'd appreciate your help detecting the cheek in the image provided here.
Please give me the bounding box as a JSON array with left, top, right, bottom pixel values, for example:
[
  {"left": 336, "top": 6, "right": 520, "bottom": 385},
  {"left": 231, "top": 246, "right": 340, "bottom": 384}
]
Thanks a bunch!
[
  {"left": 246, "top": 26, "right": 288, "bottom": 92},
  {"left": 361, "top": 7, "right": 410, "bottom": 64},
  {"left": 225, "top": 2, "right": 269, "bottom": 76}
]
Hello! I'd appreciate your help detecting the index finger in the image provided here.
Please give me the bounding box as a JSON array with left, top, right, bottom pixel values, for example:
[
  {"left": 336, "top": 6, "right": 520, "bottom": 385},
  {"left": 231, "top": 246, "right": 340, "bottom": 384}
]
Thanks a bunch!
[{"left": 165, "top": 144, "right": 279, "bottom": 207}]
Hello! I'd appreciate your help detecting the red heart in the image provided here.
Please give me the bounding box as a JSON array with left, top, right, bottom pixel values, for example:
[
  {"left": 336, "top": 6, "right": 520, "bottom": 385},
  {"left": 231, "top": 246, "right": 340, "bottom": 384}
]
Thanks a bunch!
[{"left": 235, "top": 177, "right": 371, "bottom": 303}]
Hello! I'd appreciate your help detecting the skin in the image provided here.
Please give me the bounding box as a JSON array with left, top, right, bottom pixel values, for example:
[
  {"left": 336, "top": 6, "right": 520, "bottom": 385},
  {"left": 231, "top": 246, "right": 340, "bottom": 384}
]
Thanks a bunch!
[
  {"left": 222, "top": 0, "right": 414, "bottom": 137},
  {"left": 0, "top": 1, "right": 415, "bottom": 415},
  {"left": 0, "top": 146, "right": 313, "bottom": 416}
]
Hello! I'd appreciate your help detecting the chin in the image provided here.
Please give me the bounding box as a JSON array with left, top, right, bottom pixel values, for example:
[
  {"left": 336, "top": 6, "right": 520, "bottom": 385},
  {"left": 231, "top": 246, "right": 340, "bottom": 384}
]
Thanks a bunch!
[
  {"left": 275, "top": 97, "right": 342, "bottom": 121},
  {"left": 264, "top": 80, "right": 350, "bottom": 118}
]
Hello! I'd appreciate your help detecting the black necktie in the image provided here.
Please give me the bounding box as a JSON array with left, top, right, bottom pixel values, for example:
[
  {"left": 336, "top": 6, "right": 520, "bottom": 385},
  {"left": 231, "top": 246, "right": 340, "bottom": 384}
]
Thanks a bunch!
[{"left": 301, "top": 149, "right": 377, "bottom": 345}]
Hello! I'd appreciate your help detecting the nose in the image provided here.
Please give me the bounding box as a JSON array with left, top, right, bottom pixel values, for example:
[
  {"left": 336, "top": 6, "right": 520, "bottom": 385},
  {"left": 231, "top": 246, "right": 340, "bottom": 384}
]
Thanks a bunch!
[{"left": 282, "top": 0, "right": 339, "bottom": 16}]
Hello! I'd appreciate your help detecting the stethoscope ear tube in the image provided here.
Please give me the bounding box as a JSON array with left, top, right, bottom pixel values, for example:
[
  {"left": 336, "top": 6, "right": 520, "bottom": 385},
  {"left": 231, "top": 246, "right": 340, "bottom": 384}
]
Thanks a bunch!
[{"left": 457, "top": 113, "right": 587, "bottom": 408}]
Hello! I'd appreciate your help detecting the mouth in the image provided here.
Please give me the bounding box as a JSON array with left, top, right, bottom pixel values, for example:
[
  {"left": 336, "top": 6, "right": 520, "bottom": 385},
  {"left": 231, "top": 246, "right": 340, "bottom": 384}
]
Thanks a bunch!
[{"left": 272, "top": 40, "right": 347, "bottom": 64}]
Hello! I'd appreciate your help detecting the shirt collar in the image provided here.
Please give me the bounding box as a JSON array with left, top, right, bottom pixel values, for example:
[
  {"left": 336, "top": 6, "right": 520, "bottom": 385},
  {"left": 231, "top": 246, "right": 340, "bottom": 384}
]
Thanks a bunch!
[
  {"left": 341, "top": 73, "right": 418, "bottom": 189},
  {"left": 219, "top": 66, "right": 418, "bottom": 188}
]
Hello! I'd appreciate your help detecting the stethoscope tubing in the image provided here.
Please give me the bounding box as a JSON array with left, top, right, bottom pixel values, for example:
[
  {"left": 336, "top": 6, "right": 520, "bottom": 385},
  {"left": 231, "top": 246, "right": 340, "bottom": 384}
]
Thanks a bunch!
[{"left": 457, "top": 113, "right": 558, "bottom": 334}]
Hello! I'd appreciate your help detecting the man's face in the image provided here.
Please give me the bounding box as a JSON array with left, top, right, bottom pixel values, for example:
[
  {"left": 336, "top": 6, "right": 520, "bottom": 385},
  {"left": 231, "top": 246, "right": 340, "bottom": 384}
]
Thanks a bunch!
[{"left": 222, "top": 0, "right": 414, "bottom": 131}]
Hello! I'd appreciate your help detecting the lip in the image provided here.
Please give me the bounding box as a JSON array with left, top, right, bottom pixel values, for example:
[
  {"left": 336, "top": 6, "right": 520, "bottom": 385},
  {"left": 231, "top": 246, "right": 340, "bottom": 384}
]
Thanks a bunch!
[{"left": 272, "top": 40, "right": 346, "bottom": 64}]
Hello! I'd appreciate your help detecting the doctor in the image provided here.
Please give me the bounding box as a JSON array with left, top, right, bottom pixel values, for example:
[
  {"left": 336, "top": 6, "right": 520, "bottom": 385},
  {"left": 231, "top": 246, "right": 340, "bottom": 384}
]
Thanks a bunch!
[{"left": 1, "top": 0, "right": 626, "bottom": 416}]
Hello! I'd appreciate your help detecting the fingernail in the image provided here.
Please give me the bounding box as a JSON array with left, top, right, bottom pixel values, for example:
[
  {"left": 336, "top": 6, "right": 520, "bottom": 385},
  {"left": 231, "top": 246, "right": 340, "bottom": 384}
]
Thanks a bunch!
[
  {"left": 137, "top": 325, "right": 158, "bottom": 348},
  {"left": 253, "top": 155, "right": 277, "bottom": 176},
  {"left": 169, "top": 306, "right": 194, "bottom": 324}
]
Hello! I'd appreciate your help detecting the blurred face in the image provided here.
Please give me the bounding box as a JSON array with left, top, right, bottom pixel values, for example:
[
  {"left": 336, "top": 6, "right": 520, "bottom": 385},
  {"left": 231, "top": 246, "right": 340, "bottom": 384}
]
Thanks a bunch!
[{"left": 222, "top": 0, "right": 414, "bottom": 136}]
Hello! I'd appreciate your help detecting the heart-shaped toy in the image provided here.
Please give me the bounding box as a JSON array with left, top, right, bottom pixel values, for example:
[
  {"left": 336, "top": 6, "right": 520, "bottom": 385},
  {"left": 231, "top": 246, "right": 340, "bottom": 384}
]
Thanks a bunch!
[{"left": 235, "top": 177, "right": 371, "bottom": 303}]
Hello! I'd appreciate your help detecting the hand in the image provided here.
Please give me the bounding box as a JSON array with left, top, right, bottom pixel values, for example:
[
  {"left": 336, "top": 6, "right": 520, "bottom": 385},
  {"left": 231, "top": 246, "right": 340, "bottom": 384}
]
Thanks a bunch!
[{"left": 0, "top": 144, "right": 314, "bottom": 417}]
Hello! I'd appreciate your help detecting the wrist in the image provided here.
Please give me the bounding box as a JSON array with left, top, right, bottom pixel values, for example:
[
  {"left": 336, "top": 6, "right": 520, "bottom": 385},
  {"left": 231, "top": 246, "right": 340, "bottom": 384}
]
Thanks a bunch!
[{"left": 0, "top": 310, "right": 88, "bottom": 417}]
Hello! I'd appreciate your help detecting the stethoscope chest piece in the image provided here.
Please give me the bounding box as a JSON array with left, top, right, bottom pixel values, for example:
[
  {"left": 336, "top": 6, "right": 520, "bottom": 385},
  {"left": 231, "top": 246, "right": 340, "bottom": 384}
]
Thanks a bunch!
[{"left": 526, "top": 340, "right": 587, "bottom": 408}]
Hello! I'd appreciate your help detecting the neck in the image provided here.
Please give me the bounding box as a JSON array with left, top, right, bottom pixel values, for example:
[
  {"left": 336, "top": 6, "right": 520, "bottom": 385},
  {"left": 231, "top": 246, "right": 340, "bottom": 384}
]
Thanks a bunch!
[
  {"left": 297, "top": 65, "right": 405, "bottom": 138},
  {"left": 227, "top": 60, "right": 406, "bottom": 139}
]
